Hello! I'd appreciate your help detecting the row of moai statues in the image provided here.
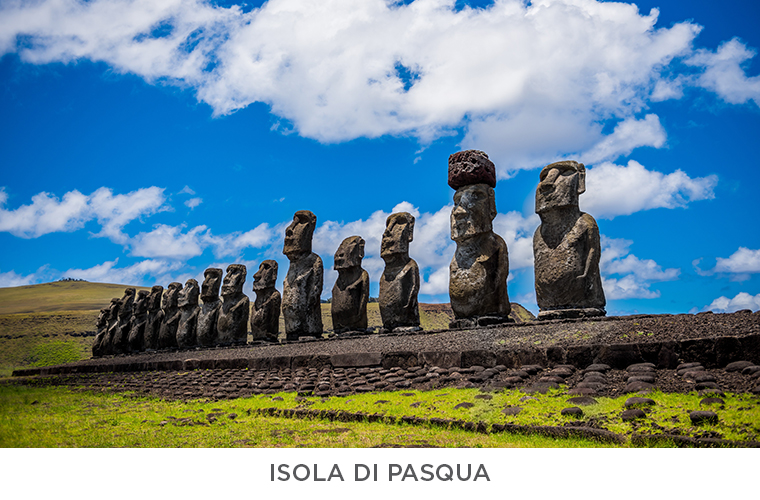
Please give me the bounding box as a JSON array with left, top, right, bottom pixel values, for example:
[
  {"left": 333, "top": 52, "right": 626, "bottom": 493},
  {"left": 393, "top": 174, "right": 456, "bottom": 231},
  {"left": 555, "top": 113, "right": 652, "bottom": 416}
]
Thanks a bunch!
[{"left": 92, "top": 149, "right": 605, "bottom": 355}]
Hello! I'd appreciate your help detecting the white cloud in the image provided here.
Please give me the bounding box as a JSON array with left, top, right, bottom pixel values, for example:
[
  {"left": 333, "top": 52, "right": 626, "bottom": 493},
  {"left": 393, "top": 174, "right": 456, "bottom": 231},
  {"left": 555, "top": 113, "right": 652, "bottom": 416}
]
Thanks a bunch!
[
  {"left": 705, "top": 292, "right": 760, "bottom": 313},
  {"left": 581, "top": 160, "right": 718, "bottom": 219},
  {"left": 0, "top": 269, "right": 39, "bottom": 288},
  {"left": 205, "top": 223, "right": 280, "bottom": 259},
  {"left": 129, "top": 224, "right": 209, "bottom": 259},
  {"left": 64, "top": 258, "right": 186, "bottom": 286},
  {"left": 178, "top": 185, "right": 196, "bottom": 195},
  {"left": 5, "top": 0, "right": 745, "bottom": 170},
  {"left": 600, "top": 236, "right": 679, "bottom": 299},
  {"left": 688, "top": 38, "right": 760, "bottom": 107},
  {"left": 713, "top": 247, "right": 760, "bottom": 274},
  {"left": 0, "top": 186, "right": 167, "bottom": 240},
  {"left": 184, "top": 197, "right": 203, "bottom": 209}
]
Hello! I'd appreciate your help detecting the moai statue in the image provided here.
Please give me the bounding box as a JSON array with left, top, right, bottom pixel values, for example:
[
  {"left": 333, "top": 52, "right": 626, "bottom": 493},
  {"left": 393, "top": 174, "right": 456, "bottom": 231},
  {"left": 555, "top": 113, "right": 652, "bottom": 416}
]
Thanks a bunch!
[
  {"left": 91, "top": 307, "right": 109, "bottom": 357},
  {"left": 102, "top": 298, "right": 120, "bottom": 356},
  {"left": 533, "top": 160, "right": 605, "bottom": 319},
  {"left": 143, "top": 285, "right": 164, "bottom": 351},
  {"left": 250, "top": 260, "right": 281, "bottom": 342},
  {"left": 216, "top": 264, "right": 250, "bottom": 345},
  {"left": 127, "top": 290, "right": 149, "bottom": 353},
  {"left": 332, "top": 236, "right": 369, "bottom": 333},
  {"left": 112, "top": 288, "right": 136, "bottom": 354},
  {"left": 158, "top": 282, "right": 182, "bottom": 350},
  {"left": 176, "top": 278, "right": 200, "bottom": 349},
  {"left": 379, "top": 212, "right": 420, "bottom": 332},
  {"left": 282, "top": 210, "right": 323, "bottom": 340},
  {"left": 448, "top": 150, "right": 511, "bottom": 328},
  {"left": 197, "top": 268, "right": 223, "bottom": 347}
]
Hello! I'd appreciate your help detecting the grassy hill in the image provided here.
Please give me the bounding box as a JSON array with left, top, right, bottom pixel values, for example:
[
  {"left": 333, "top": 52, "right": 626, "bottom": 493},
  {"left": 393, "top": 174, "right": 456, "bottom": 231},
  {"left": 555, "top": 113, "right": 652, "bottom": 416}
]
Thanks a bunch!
[{"left": 0, "top": 281, "right": 534, "bottom": 377}]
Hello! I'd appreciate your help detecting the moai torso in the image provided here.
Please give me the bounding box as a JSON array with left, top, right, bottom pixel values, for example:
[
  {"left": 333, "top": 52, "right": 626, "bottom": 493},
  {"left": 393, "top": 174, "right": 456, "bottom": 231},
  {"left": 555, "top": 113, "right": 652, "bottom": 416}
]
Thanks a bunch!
[
  {"left": 533, "top": 161, "right": 605, "bottom": 319},
  {"left": 282, "top": 211, "right": 323, "bottom": 339},
  {"left": 447, "top": 151, "right": 510, "bottom": 325},
  {"left": 127, "top": 290, "right": 148, "bottom": 353},
  {"left": 158, "top": 283, "right": 182, "bottom": 349},
  {"left": 143, "top": 285, "right": 163, "bottom": 351},
  {"left": 112, "top": 288, "right": 136, "bottom": 354},
  {"left": 197, "top": 268, "right": 222, "bottom": 347},
  {"left": 176, "top": 279, "right": 200, "bottom": 349},
  {"left": 251, "top": 260, "right": 281, "bottom": 342},
  {"left": 378, "top": 212, "right": 420, "bottom": 331},
  {"left": 216, "top": 264, "right": 249, "bottom": 345},
  {"left": 103, "top": 299, "right": 121, "bottom": 356},
  {"left": 92, "top": 307, "right": 110, "bottom": 357},
  {"left": 331, "top": 236, "right": 369, "bottom": 333}
]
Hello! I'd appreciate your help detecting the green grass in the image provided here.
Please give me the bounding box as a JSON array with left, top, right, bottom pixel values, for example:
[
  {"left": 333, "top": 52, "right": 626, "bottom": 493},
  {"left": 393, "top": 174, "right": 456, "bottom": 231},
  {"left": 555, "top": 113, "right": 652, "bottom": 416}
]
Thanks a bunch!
[
  {"left": 1, "top": 384, "right": 757, "bottom": 447},
  {"left": 0, "top": 385, "right": 608, "bottom": 448},
  {"left": 0, "top": 281, "right": 150, "bottom": 315}
]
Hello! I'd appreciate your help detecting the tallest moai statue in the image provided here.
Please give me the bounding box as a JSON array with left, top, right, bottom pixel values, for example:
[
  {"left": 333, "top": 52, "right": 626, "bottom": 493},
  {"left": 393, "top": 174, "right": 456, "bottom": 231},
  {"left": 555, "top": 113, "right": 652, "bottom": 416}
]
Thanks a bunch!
[
  {"left": 533, "top": 160, "right": 605, "bottom": 320},
  {"left": 448, "top": 150, "right": 511, "bottom": 328}
]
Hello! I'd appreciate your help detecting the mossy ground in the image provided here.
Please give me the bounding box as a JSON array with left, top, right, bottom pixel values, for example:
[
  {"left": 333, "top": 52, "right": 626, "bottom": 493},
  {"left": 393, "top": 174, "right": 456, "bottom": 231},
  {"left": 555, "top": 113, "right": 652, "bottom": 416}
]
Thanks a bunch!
[{"left": 1, "top": 383, "right": 757, "bottom": 447}]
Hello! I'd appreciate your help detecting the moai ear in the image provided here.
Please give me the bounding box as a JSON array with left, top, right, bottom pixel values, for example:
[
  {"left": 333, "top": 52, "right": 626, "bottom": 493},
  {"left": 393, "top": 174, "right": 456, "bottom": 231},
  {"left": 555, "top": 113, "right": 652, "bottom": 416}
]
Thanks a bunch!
[
  {"left": 577, "top": 162, "right": 587, "bottom": 195},
  {"left": 358, "top": 238, "right": 365, "bottom": 259},
  {"left": 407, "top": 218, "right": 415, "bottom": 242},
  {"left": 489, "top": 188, "right": 498, "bottom": 221}
]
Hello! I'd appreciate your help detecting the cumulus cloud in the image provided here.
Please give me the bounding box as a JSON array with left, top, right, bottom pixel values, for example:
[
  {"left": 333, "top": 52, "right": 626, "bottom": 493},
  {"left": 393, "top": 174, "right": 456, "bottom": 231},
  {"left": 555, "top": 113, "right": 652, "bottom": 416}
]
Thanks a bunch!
[
  {"left": 688, "top": 38, "right": 760, "bottom": 107},
  {"left": 6, "top": 0, "right": 751, "bottom": 172},
  {"left": 0, "top": 269, "right": 41, "bottom": 288},
  {"left": 705, "top": 292, "right": 760, "bottom": 313},
  {"left": 64, "top": 258, "right": 187, "bottom": 286},
  {"left": 184, "top": 197, "right": 203, "bottom": 209},
  {"left": 694, "top": 247, "right": 760, "bottom": 281},
  {"left": 0, "top": 186, "right": 167, "bottom": 240},
  {"left": 128, "top": 224, "right": 209, "bottom": 259},
  {"left": 600, "top": 236, "right": 679, "bottom": 299},
  {"left": 581, "top": 160, "right": 718, "bottom": 219}
]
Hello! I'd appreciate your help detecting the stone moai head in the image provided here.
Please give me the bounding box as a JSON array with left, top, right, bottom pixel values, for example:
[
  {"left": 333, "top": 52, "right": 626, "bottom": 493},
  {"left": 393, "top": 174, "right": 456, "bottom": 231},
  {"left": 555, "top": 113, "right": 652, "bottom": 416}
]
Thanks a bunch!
[
  {"left": 335, "top": 236, "right": 365, "bottom": 270},
  {"left": 222, "top": 264, "right": 246, "bottom": 298},
  {"left": 163, "top": 282, "right": 182, "bottom": 310},
  {"left": 179, "top": 279, "right": 200, "bottom": 308},
  {"left": 283, "top": 210, "right": 317, "bottom": 259},
  {"left": 107, "top": 298, "right": 120, "bottom": 321},
  {"left": 134, "top": 290, "right": 149, "bottom": 315},
  {"left": 97, "top": 307, "right": 109, "bottom": 328},
  {"left": 119, "top": 288, "right": 136, "bottom": 318},
  {"left": 201, "top": 268, "right": 223, "bottom": 302},
  {"left": 148, "top": 285, "right": 163, "bottom": 312},
  {"left": 535, "top": 160, "right": 586, "bottom": 215},
  {"left": 381, "top": 212, "right": 415, "bottom": 259},
  {"left": 252, "top": 260, "right": 278, "bottom": 291},
  {"left": 448, "top": 150, "right": 497, "bottom": 242}
]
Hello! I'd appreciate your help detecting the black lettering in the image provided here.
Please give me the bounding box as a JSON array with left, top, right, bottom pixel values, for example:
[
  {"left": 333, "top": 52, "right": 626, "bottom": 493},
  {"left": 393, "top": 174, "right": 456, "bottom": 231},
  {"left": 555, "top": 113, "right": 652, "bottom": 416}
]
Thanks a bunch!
[
  {"left": 328, "top": 464, "right": 344, "bottom": 481},
  {"left": 356, "top": 464, "right": 371, "bottom": 481},
  {"left": 389, "top": 464, "right": 402, "bottom": 481},
  {"left": 315, "top": 464, "right": 325, "bottom": 482},
  {"left": 457, "top": 464, "right": 471, "bottom": 481},
  {"left": 421, "top": 464, "right": 434, "bottom": 481},
  {"left": 293, "top": 464, "right": 310, "bottom": 481},
  {"left": 437, "top": 464, "right": 453, "bottom": 481},
  {"left": 373, "top": 464, "right": 378, "bottom": 481},
  {"left": 277, "top": 464, "right": 290, "bottom": 481},
  {"left": 402, "top": 465, "right": 418, "bottom": 481},
  {"left": 474, "top": 464, "right": 490, "bottom": 481}
]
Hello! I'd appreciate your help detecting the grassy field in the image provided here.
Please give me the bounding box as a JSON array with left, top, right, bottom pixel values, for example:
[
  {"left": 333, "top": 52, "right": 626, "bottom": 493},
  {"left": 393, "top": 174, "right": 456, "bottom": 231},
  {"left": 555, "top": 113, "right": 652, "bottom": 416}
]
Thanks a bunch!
[
  {"left": 0, "top": 281, "right": 532, "bottom": 376},
  {"left": 1, "top": 384, "right": 757, "bottom": 447}
]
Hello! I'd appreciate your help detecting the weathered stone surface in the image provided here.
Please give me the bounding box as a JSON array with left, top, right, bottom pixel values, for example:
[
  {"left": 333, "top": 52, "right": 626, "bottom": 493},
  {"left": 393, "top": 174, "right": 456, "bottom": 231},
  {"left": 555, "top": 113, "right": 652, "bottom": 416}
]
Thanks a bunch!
[
  {"left": 197, "top": 268, "right": 222, "bottom": 347},
  {"left": 282, "top": 210, "right": 323, "bottom": 340},
  {"left": 447, "top": 150, "right": 496, "bottom": 189},
  {"left": 331, "top": 352, "right": 382, "bottom": 368},
  {"left": 534, "top": 161, "right": 605, "bottom": 320},
  {"left": 726, "top": 360, "right": 754, "bottom": 372},
  {"left": 331, "top": 236, "right": 369, "bottom": 333},
  {"left": 217, "top": 264, "right": 250, "bottom": 345},
  {"left": 561, "top": 407, "right": 583, "bottom": 417},
  {"left": 449, "top": 152, "right": 510, "bottom": 324},
  {"left": 176, "top": 278, "right": 200, "bottom": 349},
  {"left": 689, "top": 410, "right": 719, "bottom": 425},
  {"left": 127, "top": 290, "right": 148, "bottom": 353},
  {"left": 158, "top": 282, "right": 182, "bottom": 350},
  {"left": 621, "top": 409, "right": 646, "bottom": 421},
  {"left": 91, "top": 306, "right": 110, "bottom": 357},
  {"left": 567, "top": 396, "right": 598, "bottom": 406},
  {"left": 624, "top": 397, "right": 656, "bottom": 408},
  {"left": 700, "top": 397, "right": 724, "bottom": 407},
  {"left": 379, "top": 212, "right": 420, "bottom": 331},
  {"left": 250, "top": 260, "right": 281, "bottom": 342},
  {"left": 143, "top": 285, "right": 163, "bottom": 351},
  {"left": 112, "top": 288, "right": 135, "bottom": 354},
  {"left": 501, "top": 406, "right": 523, "bottom": 416}
]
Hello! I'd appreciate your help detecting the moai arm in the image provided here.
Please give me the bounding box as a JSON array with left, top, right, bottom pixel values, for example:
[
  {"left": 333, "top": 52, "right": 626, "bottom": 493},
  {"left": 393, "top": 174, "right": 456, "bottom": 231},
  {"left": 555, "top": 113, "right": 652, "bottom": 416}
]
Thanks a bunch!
[
  {"left": 577, "top": 214, "right": 601, "bottom": 281},
  {"left": 310, "top": 256, "right": 324, "bottom": 310},
  {"left": 404, "top": 260, "right": 420, "bottom": 311}
]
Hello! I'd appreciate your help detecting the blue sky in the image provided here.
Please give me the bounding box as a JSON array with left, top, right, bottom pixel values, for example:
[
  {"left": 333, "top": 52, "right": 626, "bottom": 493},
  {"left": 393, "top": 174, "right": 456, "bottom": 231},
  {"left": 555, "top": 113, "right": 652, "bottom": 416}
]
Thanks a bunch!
[{"left": 1, "top": 0, "right": 759, "bottom": 316}]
